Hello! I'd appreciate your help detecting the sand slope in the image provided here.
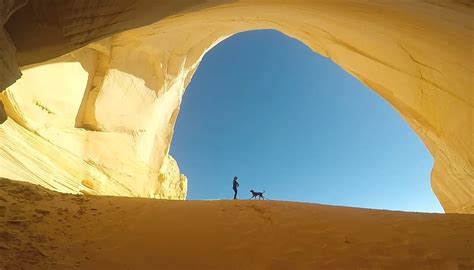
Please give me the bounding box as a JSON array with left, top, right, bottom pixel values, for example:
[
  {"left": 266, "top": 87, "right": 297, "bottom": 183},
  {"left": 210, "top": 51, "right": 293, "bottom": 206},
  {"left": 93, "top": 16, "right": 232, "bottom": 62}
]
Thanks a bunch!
[{"left": 1, "top": 178, "right": 473, "bottom": 270}]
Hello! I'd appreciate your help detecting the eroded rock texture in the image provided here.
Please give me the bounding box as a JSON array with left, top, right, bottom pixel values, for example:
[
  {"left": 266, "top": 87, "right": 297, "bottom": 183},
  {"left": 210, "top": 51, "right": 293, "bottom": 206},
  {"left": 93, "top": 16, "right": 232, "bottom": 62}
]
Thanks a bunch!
[
  {"left": 0, "top": 1, "right": 472, "bottom": 211},
  {"left": 0, "top": 41, "right": 187, "bottom": 198}
]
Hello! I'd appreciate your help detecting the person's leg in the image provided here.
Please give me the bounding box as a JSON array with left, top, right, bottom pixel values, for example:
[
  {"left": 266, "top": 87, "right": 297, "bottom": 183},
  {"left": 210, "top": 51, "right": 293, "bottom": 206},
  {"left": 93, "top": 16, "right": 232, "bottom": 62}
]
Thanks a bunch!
[{"left": 233, "top": 188, "right": 237, "bottom": 199}]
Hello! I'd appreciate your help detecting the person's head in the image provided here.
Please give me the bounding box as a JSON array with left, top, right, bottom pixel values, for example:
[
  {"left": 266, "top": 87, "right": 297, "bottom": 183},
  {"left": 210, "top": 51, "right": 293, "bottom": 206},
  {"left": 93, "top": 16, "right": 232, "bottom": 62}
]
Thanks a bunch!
[{"left": 234, "top": 176, "right": 238, "bottom": 180}]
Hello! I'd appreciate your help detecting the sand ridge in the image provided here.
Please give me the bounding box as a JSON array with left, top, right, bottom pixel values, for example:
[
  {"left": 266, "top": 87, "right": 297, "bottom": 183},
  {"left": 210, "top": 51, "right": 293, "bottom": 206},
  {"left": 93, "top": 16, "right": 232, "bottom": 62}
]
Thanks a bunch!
[{"left": 0, "top": 178, "right": 473, "bottom": 270}]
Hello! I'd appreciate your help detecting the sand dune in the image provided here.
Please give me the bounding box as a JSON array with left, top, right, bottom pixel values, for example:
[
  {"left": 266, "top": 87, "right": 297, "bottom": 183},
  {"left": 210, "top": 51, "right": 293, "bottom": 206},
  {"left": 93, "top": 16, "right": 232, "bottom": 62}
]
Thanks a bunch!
[{"left": 0, "top": 178, "right": 473, "bottom": 270}]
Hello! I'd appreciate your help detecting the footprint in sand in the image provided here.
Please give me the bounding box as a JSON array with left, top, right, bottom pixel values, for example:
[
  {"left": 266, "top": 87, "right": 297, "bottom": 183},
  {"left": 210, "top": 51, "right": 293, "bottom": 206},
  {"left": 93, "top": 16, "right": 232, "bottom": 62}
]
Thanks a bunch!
[
  {"left": 77, "top": 208, "right": 86, "bottom": 216},
  {"left": 35, "top": 209, "right": 50, "bottom": 215},
  {"left": 56, "top": 208, "right": 67, "bottom": 215},
  {"left": 247, "top": 205, "right": 273, "bottom": 223}
]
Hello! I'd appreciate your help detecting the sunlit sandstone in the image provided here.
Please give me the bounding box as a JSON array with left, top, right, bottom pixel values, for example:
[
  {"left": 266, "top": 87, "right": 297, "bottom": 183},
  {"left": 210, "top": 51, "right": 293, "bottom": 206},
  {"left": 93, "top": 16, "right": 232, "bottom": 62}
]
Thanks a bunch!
[{"left": 0, "top": 1, "right": 472, "bottom": 212}]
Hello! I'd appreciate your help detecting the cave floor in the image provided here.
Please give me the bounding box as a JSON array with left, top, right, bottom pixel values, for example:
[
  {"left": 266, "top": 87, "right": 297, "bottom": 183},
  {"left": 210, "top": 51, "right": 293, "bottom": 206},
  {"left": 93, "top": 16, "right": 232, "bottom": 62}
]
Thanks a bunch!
[{"left": 0, "top": 178, "right": 473, "bottom": 270}]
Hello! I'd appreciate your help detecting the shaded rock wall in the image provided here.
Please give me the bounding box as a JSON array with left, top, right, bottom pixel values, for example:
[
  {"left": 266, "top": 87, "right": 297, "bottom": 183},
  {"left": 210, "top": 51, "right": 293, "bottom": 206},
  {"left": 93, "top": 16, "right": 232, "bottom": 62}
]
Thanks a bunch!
[
  {"left": 0, "top": 1, "right": 472, "bottom": 211},
  {"left": 0, "top": 0, "right": 27, "bottom": 89}
]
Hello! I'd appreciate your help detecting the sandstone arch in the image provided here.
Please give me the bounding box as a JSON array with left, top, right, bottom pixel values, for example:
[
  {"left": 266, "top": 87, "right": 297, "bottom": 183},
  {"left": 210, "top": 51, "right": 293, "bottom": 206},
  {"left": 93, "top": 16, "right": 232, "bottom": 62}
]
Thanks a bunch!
[{"left": 0, "top": 1, "right": 472, "bottom": 213}]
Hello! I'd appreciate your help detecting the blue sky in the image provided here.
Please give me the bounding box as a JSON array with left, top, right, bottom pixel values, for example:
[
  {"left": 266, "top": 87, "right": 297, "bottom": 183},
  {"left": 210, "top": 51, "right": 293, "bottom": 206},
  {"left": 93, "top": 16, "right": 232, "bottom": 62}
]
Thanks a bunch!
[{"left": 170, "top": 30, "right": 442, "bottom": 213}]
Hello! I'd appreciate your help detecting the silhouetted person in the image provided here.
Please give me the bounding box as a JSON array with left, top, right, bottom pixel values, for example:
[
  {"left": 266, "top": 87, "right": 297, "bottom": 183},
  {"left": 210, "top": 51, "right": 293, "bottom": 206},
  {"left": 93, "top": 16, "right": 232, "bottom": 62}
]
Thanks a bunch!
[{"left": 232, "top": 176, "right": 239, "bottom": 199}]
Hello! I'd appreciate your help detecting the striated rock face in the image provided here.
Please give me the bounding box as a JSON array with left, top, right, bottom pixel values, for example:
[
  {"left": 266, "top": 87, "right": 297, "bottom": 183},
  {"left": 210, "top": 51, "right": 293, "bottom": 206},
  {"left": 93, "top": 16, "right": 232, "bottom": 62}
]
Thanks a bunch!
[
  {"left": 0, "top": 41, "right": 187, "bottom": 199},
  {"left": 0, "top": 1, "right": 472, "bottom": 211}
]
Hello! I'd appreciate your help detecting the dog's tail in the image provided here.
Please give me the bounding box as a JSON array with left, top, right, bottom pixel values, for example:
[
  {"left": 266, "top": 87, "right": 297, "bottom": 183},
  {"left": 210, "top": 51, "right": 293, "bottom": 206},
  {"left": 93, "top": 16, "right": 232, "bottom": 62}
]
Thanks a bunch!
[{"left": 263, "top": 190, "right": 265, "bottom": 194}]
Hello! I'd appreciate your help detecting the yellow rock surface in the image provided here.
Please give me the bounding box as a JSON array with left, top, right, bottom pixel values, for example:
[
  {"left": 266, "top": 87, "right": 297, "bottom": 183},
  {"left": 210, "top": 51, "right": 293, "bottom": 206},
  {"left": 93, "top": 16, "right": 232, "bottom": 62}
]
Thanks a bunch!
[
  {"left": 0, "top": 39, "right": 187, "bottom": 199},
  {"left": 0, "top": 1, "right": 473, "bottom": 212}
]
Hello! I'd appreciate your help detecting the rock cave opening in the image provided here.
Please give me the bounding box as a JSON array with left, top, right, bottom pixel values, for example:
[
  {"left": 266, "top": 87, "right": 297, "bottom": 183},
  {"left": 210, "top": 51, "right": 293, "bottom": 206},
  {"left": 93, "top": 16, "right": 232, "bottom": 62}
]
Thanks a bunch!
[
  {"left": 0, "top": 2, "right": 473, "bottom": 269},
  {"left": 1, "top": 1, "right": 472, "bottom": 213}
]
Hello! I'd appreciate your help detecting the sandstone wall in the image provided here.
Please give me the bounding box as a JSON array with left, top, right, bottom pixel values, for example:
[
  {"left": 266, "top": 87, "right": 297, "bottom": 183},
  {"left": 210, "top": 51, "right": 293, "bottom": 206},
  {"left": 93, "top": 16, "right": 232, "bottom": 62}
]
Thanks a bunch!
[
  {"left": 0, "top": 1, "right": 472, "bottom": 211},
  {"left": 0, "top": 42, "right": 187, "bottom": 199}
]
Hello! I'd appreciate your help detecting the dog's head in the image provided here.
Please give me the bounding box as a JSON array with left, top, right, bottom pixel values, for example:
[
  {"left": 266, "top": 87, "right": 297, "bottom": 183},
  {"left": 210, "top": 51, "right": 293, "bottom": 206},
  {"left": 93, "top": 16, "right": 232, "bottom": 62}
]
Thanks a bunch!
[{"left": 250, "top": 190, "right": 255, "bottom": 193}]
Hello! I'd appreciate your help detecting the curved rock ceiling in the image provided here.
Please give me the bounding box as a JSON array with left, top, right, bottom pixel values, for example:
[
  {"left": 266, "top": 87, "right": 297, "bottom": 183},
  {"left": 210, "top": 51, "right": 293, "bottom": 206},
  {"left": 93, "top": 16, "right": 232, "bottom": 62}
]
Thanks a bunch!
[{"left": 0, "top": 1, "right": 472, "bottom": 212}]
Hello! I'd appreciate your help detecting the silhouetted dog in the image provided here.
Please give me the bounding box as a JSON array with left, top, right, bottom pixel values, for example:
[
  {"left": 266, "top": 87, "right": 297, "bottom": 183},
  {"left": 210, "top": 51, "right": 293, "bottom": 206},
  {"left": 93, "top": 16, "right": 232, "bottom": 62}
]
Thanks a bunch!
[{"left": 250, "top": 190, "right": 265, "bottom": 200}]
